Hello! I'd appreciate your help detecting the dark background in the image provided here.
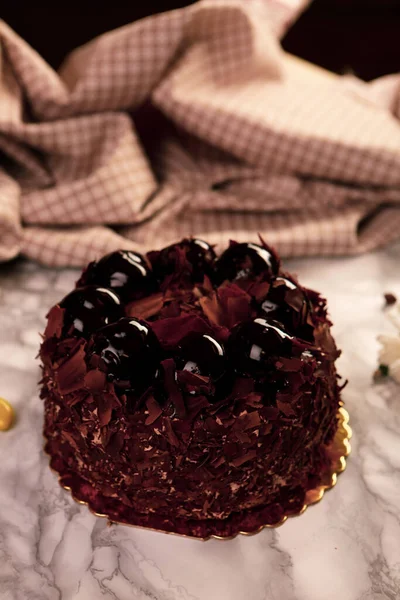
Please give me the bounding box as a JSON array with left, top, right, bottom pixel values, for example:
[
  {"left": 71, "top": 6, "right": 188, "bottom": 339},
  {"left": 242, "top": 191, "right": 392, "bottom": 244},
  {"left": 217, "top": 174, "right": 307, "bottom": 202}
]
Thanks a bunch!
[{"left": 1, "top": 0, "right": 400, "bottom": 81}]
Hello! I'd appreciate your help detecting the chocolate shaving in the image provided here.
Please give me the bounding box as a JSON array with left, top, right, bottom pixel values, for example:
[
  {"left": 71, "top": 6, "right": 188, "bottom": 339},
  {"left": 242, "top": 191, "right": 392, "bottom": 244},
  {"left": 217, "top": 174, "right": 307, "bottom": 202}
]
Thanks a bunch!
[
  {"left": 200, "top": 283, "right": 253, "bottom": 329},
  {"left": 276, "top": 357, "right": 304, "bottom": 372},
  {"left": 230, "top": 450, "right": 257, "bottom": 467},
  {"left": 152, "top": 314, "right": 212, "bottom": 349},
  {"left": 235, "top": 431, "right": 252, "bottom": 444},
  {"left": 56, "top": 342, "right": 87, "bottom": 394},
  {"left": 145, "top": 396, "right": 163, "bottom": 425},
  {"left": 126, "top": 293, "right": 164, "bottom": 320},
  {"left": 314, "top": 324, "right": 340, "bottom": 359},
  {"left": 97, "top": 385, "right": 121, "bottom": 428},
  {"left": 97, "top": 395, "right": 113, "bottom": 427},
  {"left": 258, "top": 234, "right": 281, "bottom": 271},
  {"left": 224, "top": 441, "right": 240, "bottom": 458},
  {"left": 276, "top": 400, "right": 296, "bottom": 417},
  {"left": 39, "top": 337, "right": 60, "bottom": 368},
  {"left": 44, "top": 305, "right": 65, "bottom": 339},
  {"left": 245, "top": 393, "right": 264, "bottom": 408},
  {"left": 199, "top": 292, "right": 222, "bottom": 326},
  {"left": 185, "top": 395, "right": 210, "bottom": 419},
  {"left": 176, "top": 370, "right": 213, "bottom": 396},
  {"left": 84, "top": 369, "right": 107, "bottom": 392},
  {"left": 250, "top": 281, "right": 271, "bottom": 303},
  {"left": 224, "top": 290, "right": 253, "bottom": 328},
  {"left": 233, "top": 411, "right": 261, "bottom": 431},
  {"left": 161, "top": 358, "right": 186, "bottom": 418},
  {"left": 162, "top": 417, "right": 180, "bottom": 447},
  {"left": 285, "top": 288, "right": 305, "bottom": 312},
  {"left": 106, "top": 431, "right": 125, "bottom": 457},
  {"left": 61, "top": 430, "right": 81, "bottom": 453},
  {"left": 262, "top": 406, "right": 280, "bottom": 421}
]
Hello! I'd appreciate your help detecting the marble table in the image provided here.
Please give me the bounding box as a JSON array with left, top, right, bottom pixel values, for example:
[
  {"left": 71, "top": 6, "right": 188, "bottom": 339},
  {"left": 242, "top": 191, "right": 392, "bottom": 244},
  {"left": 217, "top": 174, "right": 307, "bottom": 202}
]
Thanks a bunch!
[{"left": 1, "top": 244, "right": 400, "bottom": 600}]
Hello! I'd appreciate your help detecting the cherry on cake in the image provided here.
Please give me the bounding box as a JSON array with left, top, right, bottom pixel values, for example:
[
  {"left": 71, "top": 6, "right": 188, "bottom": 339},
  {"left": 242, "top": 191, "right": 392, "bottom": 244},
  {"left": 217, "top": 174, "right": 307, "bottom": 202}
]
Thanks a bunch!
[{"left": 40, "top": 238, "right": 343, "bottom": 537}]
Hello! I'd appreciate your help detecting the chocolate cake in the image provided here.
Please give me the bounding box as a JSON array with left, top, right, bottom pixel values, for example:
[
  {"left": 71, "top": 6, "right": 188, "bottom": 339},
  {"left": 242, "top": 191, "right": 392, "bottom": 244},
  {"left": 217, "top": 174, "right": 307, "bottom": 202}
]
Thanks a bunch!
[{"left": 40, "top": 238, "right": 343, "bottom": 537}]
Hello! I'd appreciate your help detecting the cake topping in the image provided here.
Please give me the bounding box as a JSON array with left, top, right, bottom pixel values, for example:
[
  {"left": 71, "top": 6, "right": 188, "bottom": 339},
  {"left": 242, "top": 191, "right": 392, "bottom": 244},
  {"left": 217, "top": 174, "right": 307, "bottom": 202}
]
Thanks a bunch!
[
  {"left": 148, "top": 238, "right": 216, "bottom": 287},
  {"left": 151, "top": 313, "right": 218, "bottom": 348},
  {"left": 175, "top": 332, "right": 226, "bottom": 382},
  {"left": 198, "top": 282, "right": 254, "bottom": 330},
  {"left": 260, "top": 276, "right": 312, "bottom": 339},
  {"left": 89, "top": 317, "right": 161, "bottom": 392},
  {"left": 228, "top": 317, "right": 293, "bottom": 375},
  {"left": 214, "top": 241, "right": 279, "bottom": 285},
  {"left": 60, "top": 286, "right": 123, "bottom": 338},
  {"left": 78, "top": 250, "right": 156, "bottom": 300}
]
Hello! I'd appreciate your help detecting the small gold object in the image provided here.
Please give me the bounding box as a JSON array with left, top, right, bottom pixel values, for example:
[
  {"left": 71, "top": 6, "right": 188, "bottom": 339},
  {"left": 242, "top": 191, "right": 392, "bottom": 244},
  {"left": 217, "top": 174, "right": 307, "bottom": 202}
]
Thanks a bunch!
[{"left": 0, "top": 397, "right": 14, "bottom": 431}]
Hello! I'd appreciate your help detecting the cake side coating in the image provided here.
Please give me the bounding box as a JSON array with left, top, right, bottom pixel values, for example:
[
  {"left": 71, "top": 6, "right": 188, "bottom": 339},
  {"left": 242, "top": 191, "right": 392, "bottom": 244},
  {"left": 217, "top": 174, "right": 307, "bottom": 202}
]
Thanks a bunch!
[{"left": 40, "top": 239, "right": 342, "bottom": 522}]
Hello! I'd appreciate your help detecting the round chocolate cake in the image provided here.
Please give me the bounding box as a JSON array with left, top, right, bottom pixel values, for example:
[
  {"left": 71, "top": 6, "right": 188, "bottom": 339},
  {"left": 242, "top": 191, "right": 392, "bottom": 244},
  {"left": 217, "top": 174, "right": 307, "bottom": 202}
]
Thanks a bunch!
[{"left": 40, "top": 238, "right": 342, "bottom": 537}]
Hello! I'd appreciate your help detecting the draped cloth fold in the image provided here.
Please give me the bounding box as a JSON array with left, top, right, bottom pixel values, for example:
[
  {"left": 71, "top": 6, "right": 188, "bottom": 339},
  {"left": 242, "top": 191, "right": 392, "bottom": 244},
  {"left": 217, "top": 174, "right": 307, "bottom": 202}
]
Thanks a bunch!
[{"left": 1, "top": 0, "right": 400, "bottom": 266}]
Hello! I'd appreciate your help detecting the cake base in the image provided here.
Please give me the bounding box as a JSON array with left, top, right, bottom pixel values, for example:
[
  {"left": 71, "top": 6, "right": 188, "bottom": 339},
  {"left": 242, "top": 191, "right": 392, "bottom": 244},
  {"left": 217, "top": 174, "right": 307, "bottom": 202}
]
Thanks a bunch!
[{"left": 44, "top": 406, "right": 351, "bottom": 540}]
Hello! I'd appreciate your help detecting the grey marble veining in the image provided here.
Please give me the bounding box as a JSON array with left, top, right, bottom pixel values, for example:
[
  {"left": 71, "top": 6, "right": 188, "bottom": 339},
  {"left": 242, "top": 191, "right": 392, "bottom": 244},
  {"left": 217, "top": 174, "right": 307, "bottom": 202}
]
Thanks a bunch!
[{"left": 1, "top": 245, "right": 400, "bottom": 600}]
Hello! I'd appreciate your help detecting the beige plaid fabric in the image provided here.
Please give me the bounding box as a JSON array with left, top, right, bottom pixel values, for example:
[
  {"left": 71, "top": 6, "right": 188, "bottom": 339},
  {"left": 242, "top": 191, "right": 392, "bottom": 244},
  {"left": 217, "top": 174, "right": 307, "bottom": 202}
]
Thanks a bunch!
[{"left": 1, "top": 0, "right": 400, "bottom": 266}]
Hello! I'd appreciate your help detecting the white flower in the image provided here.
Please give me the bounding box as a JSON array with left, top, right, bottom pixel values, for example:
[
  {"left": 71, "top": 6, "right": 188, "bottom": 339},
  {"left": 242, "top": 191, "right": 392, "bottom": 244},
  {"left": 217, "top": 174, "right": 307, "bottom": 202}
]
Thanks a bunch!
[
  {"left": 378, "top": 335, "right": 400, "bottom": 365},
  {"left": 387, "top": 302, "right": 400, "bottom": 331},
  {"left": 377, "top": 301, "right": 400, "bottom": 383},
  {"left": 389, "top": 359, "right": 400, "bottom": 383}
]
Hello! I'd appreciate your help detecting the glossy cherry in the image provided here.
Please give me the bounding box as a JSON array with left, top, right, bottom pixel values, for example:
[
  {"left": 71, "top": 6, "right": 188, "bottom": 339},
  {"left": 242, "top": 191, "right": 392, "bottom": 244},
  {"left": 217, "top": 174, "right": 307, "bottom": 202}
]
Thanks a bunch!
[
  {"left": 78, "top": 250, "right": 156, "bottom": 301},
  {"left": 90, "top": 318, "right": 161, "bottom": 392},
  {"left": 214, "top": 242, "right": 278, "bottom": 285},
  {"left": 60, "top": 286, "right": 123, "bottom": 338},
  {"left": 149, "top": 238, "right": 216, "bottom": 284},
  {"left": 260, "top": 277, "right": 312, "bottom": 339},
  {"left": 175, "top": 332, "right": 226, "bottom": 381},
  {"left": 228, "top": 318, "right": 292, "bottom": 375}
]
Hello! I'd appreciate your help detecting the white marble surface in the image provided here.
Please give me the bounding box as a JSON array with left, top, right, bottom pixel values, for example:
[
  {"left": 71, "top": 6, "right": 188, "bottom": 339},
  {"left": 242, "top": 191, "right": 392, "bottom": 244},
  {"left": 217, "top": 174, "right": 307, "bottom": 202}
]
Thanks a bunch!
[{"left": 1, "top": 244, "right": 400, "bottom": 600}]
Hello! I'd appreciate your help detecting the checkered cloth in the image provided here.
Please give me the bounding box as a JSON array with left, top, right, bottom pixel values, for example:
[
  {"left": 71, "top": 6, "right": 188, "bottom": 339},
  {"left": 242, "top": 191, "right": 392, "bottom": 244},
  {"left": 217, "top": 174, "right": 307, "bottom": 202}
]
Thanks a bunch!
[{"left": 1, "top": 0, "right": 400, "bottom": 266}]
